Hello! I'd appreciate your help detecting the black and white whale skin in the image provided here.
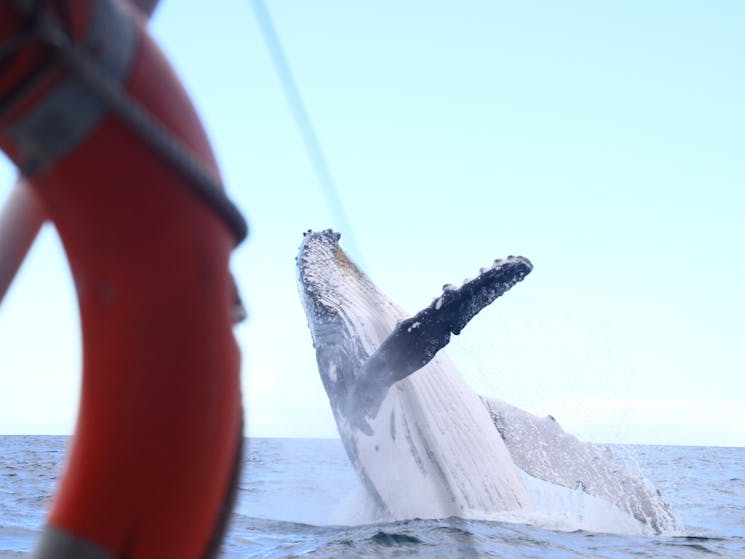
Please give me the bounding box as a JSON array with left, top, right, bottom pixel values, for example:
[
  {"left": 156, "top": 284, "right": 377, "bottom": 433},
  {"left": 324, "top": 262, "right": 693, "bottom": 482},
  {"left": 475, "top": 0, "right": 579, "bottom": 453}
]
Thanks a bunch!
[{"left": 296, "top": 229, "right": 678, "bottom": 533}]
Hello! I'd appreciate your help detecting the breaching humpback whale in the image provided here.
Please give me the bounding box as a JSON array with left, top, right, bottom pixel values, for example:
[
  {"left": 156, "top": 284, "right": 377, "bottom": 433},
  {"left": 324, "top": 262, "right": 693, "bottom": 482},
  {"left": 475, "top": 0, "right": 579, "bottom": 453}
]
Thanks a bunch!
[{"left": 296, "top": 229, "right": 678, "bottom": 533}]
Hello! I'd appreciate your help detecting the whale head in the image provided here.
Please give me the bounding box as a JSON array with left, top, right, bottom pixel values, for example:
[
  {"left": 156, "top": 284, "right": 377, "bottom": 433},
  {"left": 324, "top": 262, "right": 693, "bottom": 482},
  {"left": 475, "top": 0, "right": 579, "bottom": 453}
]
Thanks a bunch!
[{"left": 296, "top": 229, "right": 399, "bottom": 427}]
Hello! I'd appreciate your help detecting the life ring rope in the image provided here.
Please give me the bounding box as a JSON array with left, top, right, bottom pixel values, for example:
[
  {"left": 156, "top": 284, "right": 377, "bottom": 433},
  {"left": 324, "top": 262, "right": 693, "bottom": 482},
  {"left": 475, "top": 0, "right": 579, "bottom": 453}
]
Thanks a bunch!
[{"left": 2, "top": 0, "right": 247, "bottom": 243}]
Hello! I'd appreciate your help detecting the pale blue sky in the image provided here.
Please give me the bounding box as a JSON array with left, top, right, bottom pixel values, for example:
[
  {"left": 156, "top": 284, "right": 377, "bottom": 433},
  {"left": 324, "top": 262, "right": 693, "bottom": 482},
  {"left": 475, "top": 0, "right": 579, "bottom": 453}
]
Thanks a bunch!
[{"left": 1, "top": 1, "right": 743, "bottom": 445}]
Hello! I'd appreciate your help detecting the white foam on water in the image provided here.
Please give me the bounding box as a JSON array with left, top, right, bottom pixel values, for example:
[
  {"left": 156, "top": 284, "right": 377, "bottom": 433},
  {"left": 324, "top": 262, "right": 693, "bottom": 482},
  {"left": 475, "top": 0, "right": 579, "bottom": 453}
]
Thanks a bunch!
[
  {"left": 331, "top": 470, "right": 651, "bottom": 536},
  {"left": 515, "top": 470, "right": 649, "bottom": 535}
]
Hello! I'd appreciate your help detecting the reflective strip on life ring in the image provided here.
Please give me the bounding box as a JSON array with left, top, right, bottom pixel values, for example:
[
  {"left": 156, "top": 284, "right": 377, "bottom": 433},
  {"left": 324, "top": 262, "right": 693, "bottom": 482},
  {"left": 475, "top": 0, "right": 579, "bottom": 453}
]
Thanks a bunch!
[{"left": 0, "top": 1, "right": 244, "bottom": 557}]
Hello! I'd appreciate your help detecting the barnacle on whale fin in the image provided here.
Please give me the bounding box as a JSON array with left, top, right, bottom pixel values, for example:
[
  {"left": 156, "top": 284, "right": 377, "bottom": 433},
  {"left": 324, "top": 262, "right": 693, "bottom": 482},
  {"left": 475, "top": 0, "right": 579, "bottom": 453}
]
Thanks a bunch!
[{"left": 350, "top": 255, "right": 533, "bottom": 421}]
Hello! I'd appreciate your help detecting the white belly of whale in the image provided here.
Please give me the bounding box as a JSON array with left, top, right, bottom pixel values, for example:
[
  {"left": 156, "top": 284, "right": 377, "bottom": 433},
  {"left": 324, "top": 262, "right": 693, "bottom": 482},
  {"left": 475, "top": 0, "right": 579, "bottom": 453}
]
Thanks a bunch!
[{"left": 352, "top": 351, "right": 533, "bottom": 521}]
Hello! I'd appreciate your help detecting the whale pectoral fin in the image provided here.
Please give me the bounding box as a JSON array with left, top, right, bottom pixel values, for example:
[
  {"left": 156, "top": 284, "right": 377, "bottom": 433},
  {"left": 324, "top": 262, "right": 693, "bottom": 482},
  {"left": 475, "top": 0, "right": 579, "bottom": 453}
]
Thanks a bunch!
[{"left": 351, "top": 256, "right": 532, "bottom": 417}]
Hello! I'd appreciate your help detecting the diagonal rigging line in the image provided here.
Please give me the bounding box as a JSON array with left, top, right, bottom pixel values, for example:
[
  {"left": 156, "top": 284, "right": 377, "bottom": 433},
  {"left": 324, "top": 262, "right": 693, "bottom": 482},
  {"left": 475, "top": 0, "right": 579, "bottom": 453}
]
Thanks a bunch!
[{"left": 251, "top": 0, "right": 364, "bottom": 263}]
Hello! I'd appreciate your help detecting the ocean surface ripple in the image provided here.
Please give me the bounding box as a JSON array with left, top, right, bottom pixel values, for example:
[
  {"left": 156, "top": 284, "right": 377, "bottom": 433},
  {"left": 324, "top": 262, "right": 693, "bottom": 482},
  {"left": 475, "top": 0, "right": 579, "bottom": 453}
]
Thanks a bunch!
[{"left": 1, "top": 436, "right": 743, "bottom": 558}]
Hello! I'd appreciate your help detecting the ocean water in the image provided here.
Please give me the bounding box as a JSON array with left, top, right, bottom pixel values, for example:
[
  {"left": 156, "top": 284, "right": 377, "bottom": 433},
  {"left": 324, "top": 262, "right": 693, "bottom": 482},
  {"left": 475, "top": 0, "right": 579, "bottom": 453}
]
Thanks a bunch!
[{"left": 0, "top": 436, "right": 743, "bottom": 558}]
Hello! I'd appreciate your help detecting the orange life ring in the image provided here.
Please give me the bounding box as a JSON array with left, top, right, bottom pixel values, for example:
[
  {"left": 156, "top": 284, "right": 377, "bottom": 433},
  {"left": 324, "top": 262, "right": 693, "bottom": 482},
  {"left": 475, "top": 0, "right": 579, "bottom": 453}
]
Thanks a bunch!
[{"left": 0, "top": 1, "right": 245, "bottom": 557}]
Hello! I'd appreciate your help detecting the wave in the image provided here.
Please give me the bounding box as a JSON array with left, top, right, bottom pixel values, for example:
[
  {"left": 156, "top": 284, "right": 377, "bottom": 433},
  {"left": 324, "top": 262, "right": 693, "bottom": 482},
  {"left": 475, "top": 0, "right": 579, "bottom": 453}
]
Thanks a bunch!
[
  {"left": 224, "top": 515, "right": 742, "bottom": 559},
  {"left": 327, "top": 470, "right": 679, "bottom": 537}
]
